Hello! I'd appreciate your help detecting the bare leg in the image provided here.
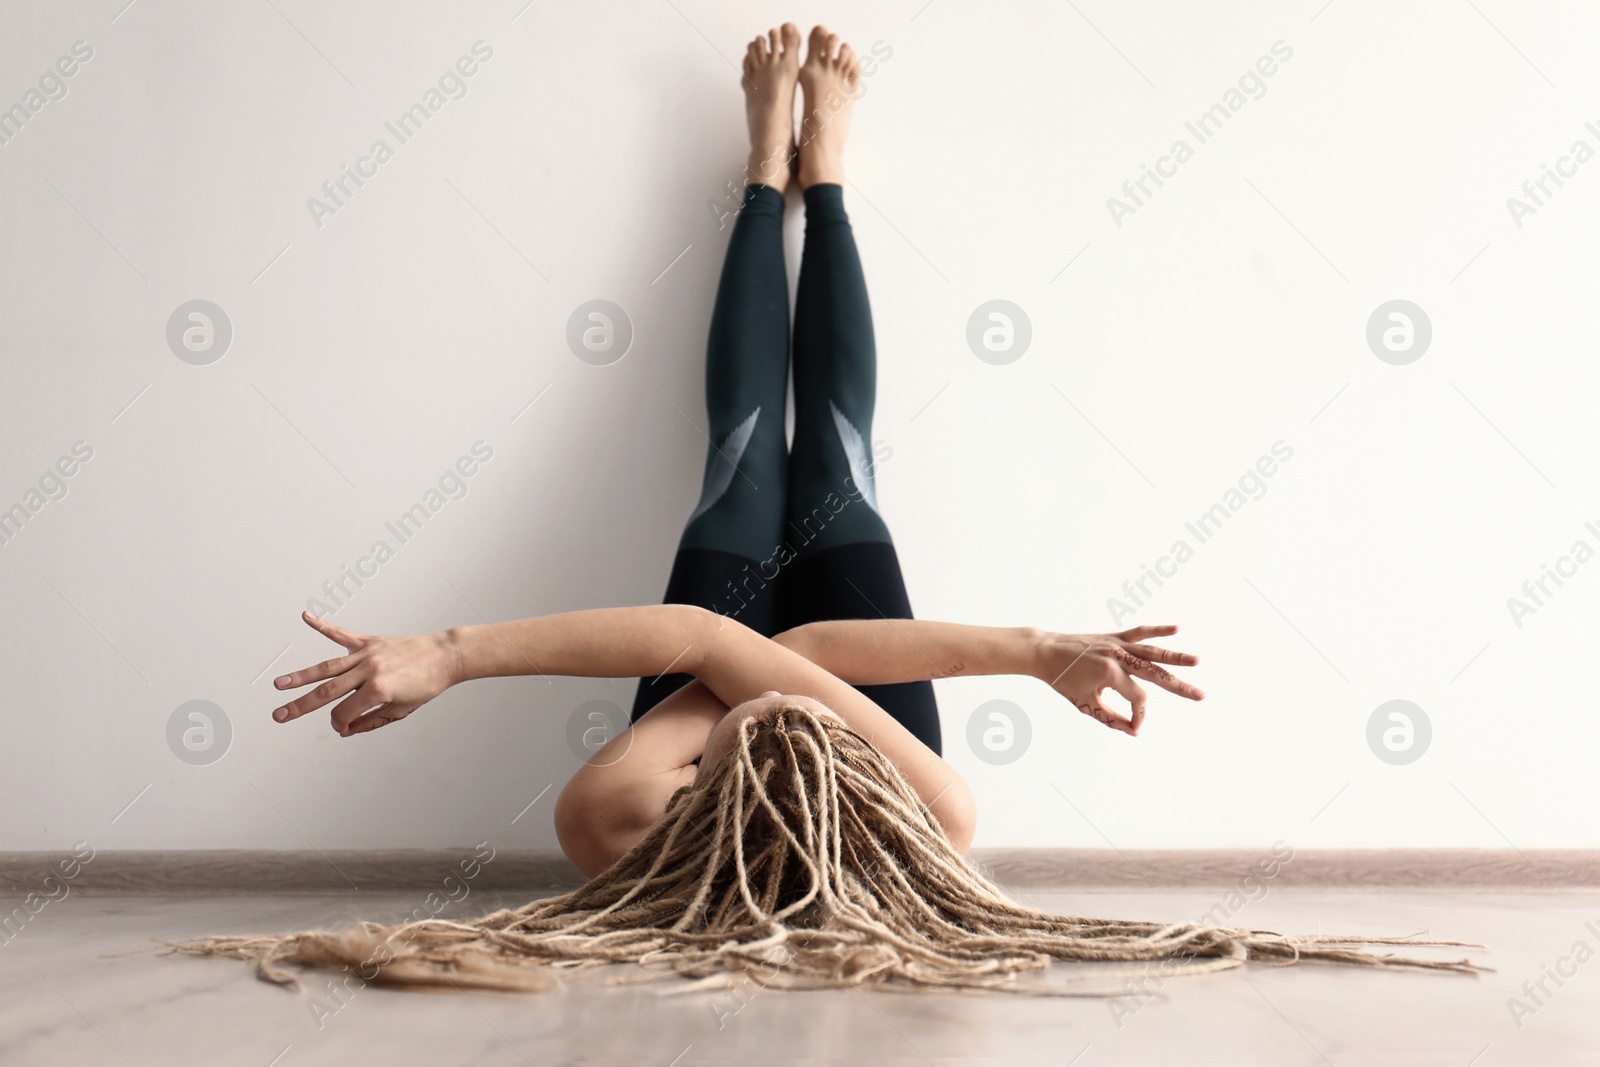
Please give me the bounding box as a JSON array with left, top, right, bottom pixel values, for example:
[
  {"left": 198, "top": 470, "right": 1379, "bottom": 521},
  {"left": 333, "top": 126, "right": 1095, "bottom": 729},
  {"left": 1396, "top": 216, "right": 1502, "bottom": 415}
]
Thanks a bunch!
[
  {"left": 743, "top": 23, "right": 801, "bottom": 194},
  {"left": 797, "top": 25, "right": 858, "bottom": 190}
]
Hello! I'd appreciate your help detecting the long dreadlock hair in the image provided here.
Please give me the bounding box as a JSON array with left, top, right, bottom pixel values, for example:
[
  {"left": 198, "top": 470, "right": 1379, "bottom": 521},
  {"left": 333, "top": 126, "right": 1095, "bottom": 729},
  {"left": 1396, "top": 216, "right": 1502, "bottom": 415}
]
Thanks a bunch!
[{"left": 172, "top": 704, "right": 1480, "bottom": 993}]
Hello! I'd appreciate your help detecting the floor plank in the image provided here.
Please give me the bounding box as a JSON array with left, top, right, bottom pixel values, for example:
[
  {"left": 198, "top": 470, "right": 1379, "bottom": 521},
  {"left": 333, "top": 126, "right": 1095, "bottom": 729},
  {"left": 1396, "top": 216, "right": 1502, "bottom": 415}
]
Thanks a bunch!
[{"left": 4, "top": 886, "right": 1598, "bottom": 1064}]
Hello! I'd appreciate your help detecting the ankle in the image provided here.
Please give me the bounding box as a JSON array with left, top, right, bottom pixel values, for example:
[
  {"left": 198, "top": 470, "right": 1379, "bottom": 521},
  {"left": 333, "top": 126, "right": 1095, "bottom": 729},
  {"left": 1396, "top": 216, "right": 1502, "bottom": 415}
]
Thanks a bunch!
[
  {"left": 748, "top": 146, "right": 793, "bottom": 193},
  {"left": 798, "top": 159, "right": 843, "bottom": 189}
]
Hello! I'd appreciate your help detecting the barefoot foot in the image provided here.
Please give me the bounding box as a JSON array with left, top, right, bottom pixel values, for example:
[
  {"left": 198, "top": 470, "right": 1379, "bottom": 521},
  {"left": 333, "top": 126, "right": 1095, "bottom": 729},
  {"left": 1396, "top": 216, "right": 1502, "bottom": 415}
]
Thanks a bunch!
[
  {"left": 742, "top": 23, "right": 801, "bottom": 193},
  {"left": 798, "top": 25, "right": 860, "bottom": 189}
]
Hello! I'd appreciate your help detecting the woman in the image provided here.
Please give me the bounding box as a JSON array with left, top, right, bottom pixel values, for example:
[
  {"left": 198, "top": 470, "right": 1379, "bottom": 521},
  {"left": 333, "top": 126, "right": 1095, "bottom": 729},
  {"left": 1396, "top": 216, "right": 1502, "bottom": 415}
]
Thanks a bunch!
[
  {"left": 266, "top": 23, "right": 1204, "bottom": 879},
  {"left": 208, "top": 26, "right": 1469, "bottom": 991}
]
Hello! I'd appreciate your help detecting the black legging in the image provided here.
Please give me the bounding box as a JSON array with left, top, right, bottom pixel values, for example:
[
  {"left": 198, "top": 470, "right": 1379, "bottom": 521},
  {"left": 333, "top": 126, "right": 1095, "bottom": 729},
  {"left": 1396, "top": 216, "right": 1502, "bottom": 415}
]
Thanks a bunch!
[{"left": 630, "top": 182, "right": 941, "bottom": 754}]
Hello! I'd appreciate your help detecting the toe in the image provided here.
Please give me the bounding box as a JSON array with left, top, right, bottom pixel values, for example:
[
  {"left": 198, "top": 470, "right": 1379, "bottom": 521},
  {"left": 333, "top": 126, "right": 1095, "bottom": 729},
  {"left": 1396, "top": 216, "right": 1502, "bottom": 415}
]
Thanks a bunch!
[
  {"left": 807, "top": 25, "right": 830, "bottom": 62},
  {"left": 825, "top": 33, "right": 840, "bottom": 61},
  {"left": 839, "top": 43, "right": 859, "bottom": 79},
  {"left": 781, "top": 22, "right": 801, "bottom": 55},
  {"left": 767, "top": 28, "right": 779, "bottom": 57}
]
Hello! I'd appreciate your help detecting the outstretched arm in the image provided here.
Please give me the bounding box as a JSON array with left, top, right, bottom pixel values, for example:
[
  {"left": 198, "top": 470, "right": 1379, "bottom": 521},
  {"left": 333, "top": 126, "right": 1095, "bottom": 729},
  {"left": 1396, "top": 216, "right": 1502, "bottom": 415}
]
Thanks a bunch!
[
  {"left": 276, "top": 604, "right": 964, "bottom": 741},
  {"left": 270, "top": 605, "right": 973, "bottom": 853},
  {"left": 271, "top": 604, "right": 721, "bottom": 732},
  {"left": 774, "top": 619, "right": 1205, "bottom": 735}
]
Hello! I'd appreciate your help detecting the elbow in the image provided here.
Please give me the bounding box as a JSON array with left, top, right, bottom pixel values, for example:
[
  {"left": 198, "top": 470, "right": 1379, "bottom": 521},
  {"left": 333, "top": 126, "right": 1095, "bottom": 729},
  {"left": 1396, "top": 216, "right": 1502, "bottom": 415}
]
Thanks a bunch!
[
  {"left": 673, "top": 603, "right": 719, "bottom": 649},
  {"left": 555, "top": 762, "right": 675, "bottom": 881},
  {"left": 552, "top": 781, "right": 602, "bottom": 880},
  {"left": 688, "top": 605, "right": 760, "bottom": 672},
  {"left": 553, "top": 773, "right": 629, "bottom": 881},
  {"left": 931, "top": 775, "right": 977, "bottom": 855}
]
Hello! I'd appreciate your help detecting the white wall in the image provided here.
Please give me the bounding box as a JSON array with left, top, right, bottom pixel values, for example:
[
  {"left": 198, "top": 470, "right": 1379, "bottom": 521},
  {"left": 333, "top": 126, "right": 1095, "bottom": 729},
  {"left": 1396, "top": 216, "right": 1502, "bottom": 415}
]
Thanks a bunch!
[{"left": 3, "top": 0, "right": 1596, "bottom": 855}]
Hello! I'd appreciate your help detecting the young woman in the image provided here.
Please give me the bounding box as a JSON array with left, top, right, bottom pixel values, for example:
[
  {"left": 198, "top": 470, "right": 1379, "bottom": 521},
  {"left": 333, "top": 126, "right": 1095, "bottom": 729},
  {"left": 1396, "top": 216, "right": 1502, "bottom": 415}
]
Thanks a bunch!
[
  {"left": 265, "top": 24, "right": 1205, "bottom": 881},
  {"left": 196, "top": 27, "right": 1476, "bottom": 993}
]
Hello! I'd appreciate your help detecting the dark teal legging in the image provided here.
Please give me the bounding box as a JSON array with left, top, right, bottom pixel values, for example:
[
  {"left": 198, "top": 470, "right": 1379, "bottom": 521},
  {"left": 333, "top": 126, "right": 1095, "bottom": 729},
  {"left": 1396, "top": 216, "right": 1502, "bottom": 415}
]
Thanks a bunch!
[{"left": 632, "top": 183, "right": 940, "bottom": 754}]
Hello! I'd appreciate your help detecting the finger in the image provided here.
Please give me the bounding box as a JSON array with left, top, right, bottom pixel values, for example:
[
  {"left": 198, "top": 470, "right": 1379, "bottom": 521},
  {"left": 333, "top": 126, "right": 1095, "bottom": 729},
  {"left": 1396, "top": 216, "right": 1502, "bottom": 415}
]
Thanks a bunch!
[
  {"left": 301, "top": 610, "right": 368, "bottom": 651},
  {"left": 329, "top": 685, "right": 387, "bottom": 736},
  {"left": 1129, "top": 665, "right": 1205, "bottom": 702},
  {"left": 1117, "top": 648, "right": 1205, "bottom": 700},
  {"left": 1116, "top": 624, "right": 1179, "bottom": 642},
  {"left": 274, "top": 651, "right": 364, "bottom": 691},
  {"left": 1077, "top": 695, "right": 1136, "bottom": 736},
  {"left": 1122, "top": 641, "right": 1199, "bottom": 668},
  {"left": 273, "top": 670, "right": 365, "bottom": 723},
  {"left": 1120, "top": 659, "right": 1203, "bottom": 700},
  {"left": 348, "top": 703, "right": 413, "bottom": 735},
  {"left": 1106, "top": 669, "right": 1148, "bottom": 735},
  {"left": 346, "top": 711, "right": 389, "bottom": 734}
]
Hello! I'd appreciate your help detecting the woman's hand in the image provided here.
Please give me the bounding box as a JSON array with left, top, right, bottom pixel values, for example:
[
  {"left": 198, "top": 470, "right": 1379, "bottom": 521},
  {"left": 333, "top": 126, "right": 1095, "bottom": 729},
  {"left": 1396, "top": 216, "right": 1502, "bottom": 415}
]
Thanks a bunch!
[
  {"left": 1031, "top": 624, "right": 1203, "bottom": 736},
  {"left": 270, "top": 611, "right": 461, "bottom": 736}
]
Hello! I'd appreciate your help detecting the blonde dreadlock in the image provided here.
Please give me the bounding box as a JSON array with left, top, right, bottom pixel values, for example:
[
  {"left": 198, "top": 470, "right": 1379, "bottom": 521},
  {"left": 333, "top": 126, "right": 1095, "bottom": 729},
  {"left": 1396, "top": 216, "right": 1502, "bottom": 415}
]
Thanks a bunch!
[{"left": 172, "top": 705, "right": 1480, "bottom": 993}]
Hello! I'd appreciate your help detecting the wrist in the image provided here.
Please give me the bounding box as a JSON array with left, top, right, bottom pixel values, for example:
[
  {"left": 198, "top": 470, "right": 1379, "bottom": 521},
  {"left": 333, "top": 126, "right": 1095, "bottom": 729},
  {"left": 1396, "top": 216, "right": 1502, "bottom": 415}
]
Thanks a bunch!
[
  {"left": 438, "top": 626, "right": 471, "bottom": 686},
  {"left": 1018, "top": 627, "right": 1051, "bottom": 680}
]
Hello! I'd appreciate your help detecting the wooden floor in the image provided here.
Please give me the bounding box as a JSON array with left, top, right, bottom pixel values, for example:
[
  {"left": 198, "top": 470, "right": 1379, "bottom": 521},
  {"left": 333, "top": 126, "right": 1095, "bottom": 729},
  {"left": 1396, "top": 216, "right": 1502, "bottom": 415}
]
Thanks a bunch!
[{"left": 5, "top": 884, "right": 1598, "bottom": 1065}]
